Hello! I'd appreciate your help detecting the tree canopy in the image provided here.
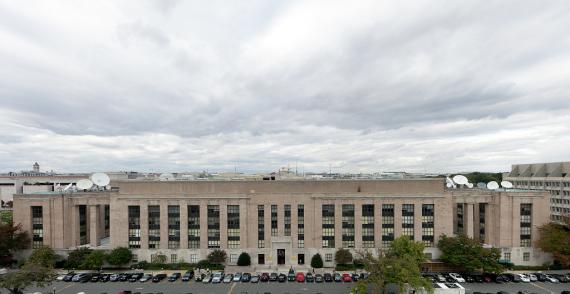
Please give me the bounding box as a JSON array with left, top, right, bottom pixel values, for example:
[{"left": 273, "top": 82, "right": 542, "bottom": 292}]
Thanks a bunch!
[
  {"left": 437, "top": 234, "right": 503, "bottom": 273},
  {"left": 311, "top": 253, "right": 323, "bottom": 268},
  {"left": 207, "top": 249, "right": 227, "bottom": 264},
  {"left": 27, "top": 246, "right": 57, "bottom": 268},
  {"left": 80, "top": 250, "right": 106, "bottom": 270},
  {"left": 335, "top": 248, "right": 353, "bottom": 264},
  {"left": 537, "top": 221, "right": 570, "bottom": 266},
  {"left": 65, "top": 247, "right": 92, "bottom": 269},
  {"left": 0, "top": 247, "right": 57, "bottom": 294},
  {"left": 106, "top": 247, "right": 132, "bottom": 266},
  {"left": 354, "top": 236, "right": 432, "bottom": 294},
  {"left": 0, "top": 223, "right": 30, "bottom": 266},
  {"left": 237, "top": 252, "right": 251, "bottom": 266}
]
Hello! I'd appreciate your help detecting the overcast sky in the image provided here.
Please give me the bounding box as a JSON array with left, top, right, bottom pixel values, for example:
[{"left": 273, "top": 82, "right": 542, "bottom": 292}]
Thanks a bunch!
[{"left": 1, "top": 0, "right": 569, "bottom": 174}]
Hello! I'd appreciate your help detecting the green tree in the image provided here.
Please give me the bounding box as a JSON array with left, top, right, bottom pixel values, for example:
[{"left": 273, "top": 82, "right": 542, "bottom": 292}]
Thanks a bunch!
[
  {"left": 438, "top": 234, "right": 503, "bottom": 273},
  {"left": 463, "top": 172, "right": 502, "bottom": 185},
  {"left": 207, "top": 249, "right": 227, "bottom": 264},
  {"left": 335, "top": 248, "right": 353, "bottom": 264},
  {"left": 0, "top": 223, "right": 30, "bottom": 266},
  {"left": 106, "top": 247, "right": 132, "bottom": 267},
  {"left": 27, "top": 246, "right": 57, "bottom": 268},
  {"left": 80, "top": 250, "right": 106, "bottom": 270},
  {"left": 537, "top": 221, "right": 570, "bottom": 266},
  {"left": 354, "top": 236, "right": 433, "bottom": 294},
  {"left": 310, "top": 253, "right": 323, "bottom": 268},
  {"left": 237, "top": 252, "right": 251, "bottom": 266},
  {"left": 65, "top": 247, "right": 92, "bottom": 269},
  {"left": 0, "top": 253, "right": 56, "bottom": 294},
  {"left": 0, "top": 210, "right": 12, "bottom": 225}
]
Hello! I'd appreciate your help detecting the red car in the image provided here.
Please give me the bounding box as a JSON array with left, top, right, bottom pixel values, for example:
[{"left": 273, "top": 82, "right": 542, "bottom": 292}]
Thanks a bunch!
[
  {"left": 296, "top": 272, "right": 305, "bottom": 282},
  {"left": 342, "top": 273, "right": 352, "bottom": 282}
]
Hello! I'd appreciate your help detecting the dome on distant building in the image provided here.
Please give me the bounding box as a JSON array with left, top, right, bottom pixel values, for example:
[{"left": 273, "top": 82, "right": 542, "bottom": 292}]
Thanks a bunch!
[{"left": 33, "top": 162, "right": 40, "bottom": 173}]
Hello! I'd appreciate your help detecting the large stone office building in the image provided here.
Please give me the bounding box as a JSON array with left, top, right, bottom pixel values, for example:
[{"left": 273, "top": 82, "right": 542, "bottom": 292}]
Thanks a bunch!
[
  {"left": 13, "top": 178, "right": 551, "bottom": 267},
  {"left": 504, "top": 161, "right": 570, "bottom": 222}
]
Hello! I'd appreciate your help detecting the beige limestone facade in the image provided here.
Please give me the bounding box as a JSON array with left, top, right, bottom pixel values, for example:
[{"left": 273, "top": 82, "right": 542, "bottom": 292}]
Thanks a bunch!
[{"left": 13, "top": 179, "right": 551, "bottom": 267}]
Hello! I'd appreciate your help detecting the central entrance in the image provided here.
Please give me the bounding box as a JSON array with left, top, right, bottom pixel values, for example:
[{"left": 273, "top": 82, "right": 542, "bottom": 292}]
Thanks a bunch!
[{"left": 277, "top": 249, "right": 286, "bottom": 265}]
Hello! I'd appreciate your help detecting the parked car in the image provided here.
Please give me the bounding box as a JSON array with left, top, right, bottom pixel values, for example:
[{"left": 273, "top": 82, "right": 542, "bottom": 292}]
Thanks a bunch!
[
  {"left": 195, "top": 273, "right": 204, "bottom": 282},
  {"left": 315, "top": 274, "right": 323, "bottom": 283},
  {"left": 223, "top": 274, "right": 233, "bottom": 283},
  {"left": 334, "top": 273, "right": 342, "bottom": 282},
  {"left": 202, "top": 275, "right": 212, "bottom": 283},
  {"left": 181, "top": 271, "right": 193, "bottom": 281},
  {"left": 295, "top": 272, "right": 305, "bottom": 282},
  {"left": 90, "top": 273, "right": 101, "bottom": 282},
  {"left": 287, "top": 272, "right": 296, "bottom": 282},
  {"left": 516, "top": 274, "right": 530, "bottom": 283},
  {"left": 212, "top": 272, "right": 224, "bottom": 283},
  {"left": 533, "top": 273, "right": 547, "bottom": 282},
  {"left": 260, "top": 272, "right": 269, "bottom": 282},
  {"left": 269, "top": 272, "right": 278, "bottom": 282},
  {"left": 324, "top": 273, "right": 333, "bottom": 282},
  {"left": 448, "top": 273, "right": 465, "bottom": 283},
  {"left": 109, "top": 274, "right": 120, "bottom": 282},
  {"left": 306, "top": 272, "right": 314, "bottom": 282},
  {"left": 351, "top": 273, "right": 359, "bottom": 282},
  {"left": 527, "top": 273, "right": 537, "bottom": 282},
  {"left": 129, "top": 273, "right": 143, "bottom": 282},
  {"left": 168, "top": 272, "right": 181, "bottom": 282},
  {"left": 63, "top": 272, "right": 76, "bottom": 282},
  {"left": 79, "top": 274, "right": 91, "bottom": 283},
  {"left": 342, "top": 273, "right": 352, "bottom": 282},
  {"left": 251, "top": 274, "right": 260, "bottom": 283},
  {"left": 278, "top": 273, "right": 287, "bottom": 282},
  {"left": 435, "top": 274, "right": 447, "bottom": 282},
  {"left": 152, "top": 273, "right": 167, "bottom": 283},
  {"left": 553, "top": 274, "right": 569, "bottom": 283},
  {"left": 119, "top": 273, "right": 131, "bottom": 282},
  {"left": 139, "top": 274, "right": 152, "bottom": 282},
  {"left": 99, "top": 274, "right": 110, "bottom": 282},
  {"left": 233, "top": 272, "right": 242, "bottom": 282},
  {"left": 544, "top": 274, "right": 559, "bottom": 283},
  {"left": 241, "top": 272, "right": 251, "bottom": 282}
]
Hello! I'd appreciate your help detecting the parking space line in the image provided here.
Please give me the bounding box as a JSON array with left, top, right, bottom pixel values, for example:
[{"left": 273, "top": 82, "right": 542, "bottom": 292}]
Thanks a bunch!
[
  {"left": 56, "top": 283, "right": 76, "bottom": 293},
  {"left": 530, "top": 282, "right": 555, "bottom": 294},
  {"left": 227, "top": 281, "right": 236, "bottom": 294}
]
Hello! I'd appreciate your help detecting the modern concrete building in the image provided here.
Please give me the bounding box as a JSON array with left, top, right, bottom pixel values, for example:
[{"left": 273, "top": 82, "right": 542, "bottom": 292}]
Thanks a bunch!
[
  {"left": 13, "top": 179, "right": 551, "bottom": 267},
  {"left": 503, "top": 161, "right": 570, "bottom": 222}
]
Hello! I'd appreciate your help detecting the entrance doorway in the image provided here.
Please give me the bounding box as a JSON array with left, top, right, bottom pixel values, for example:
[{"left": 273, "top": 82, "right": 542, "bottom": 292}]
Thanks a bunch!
[
  {"left": 298, "top": 254, "right": 305, "bottom": 265},
  {"left": 277, "top": 249, "right": 286, "bottom": 265},
  {"left": 258, "top": 254, "right": 265, "bottom": 265}
]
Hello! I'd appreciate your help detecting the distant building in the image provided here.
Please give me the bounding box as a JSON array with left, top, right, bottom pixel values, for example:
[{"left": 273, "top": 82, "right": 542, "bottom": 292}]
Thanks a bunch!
[
  {"left": 503, "top": 161, "right": 570, "bottom": 222},
  {"left": 14, "top": 178, "right": 551, "bottom": 266},
  {"left": 33, "top": 162, "right": 40, "bottom": 173}
]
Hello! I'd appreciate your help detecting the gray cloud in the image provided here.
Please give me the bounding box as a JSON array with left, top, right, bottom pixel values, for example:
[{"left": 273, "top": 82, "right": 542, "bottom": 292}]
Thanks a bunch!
[{"left": 0, "top": 0, "right": 569, "bottom": 173}]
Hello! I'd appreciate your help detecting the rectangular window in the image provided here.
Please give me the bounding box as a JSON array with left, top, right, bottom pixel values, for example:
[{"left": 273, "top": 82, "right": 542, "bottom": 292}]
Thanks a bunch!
[
  {"left": 421, "top": 204, "right": 434, "bottom": 247},
  {"left": 298, "top": 204, "right": 305, "bottom": 248},
  {"left": 456, "top": 204, "right": 464, "bottom": 235},
  {"left": 342, "top": 204, "right": 355, "bottom": 248},
  {"left": 170, "top": 254, "right": 177, "bottom": 263},
  {"left": 168, "top": 205, "right": 180, "bottom": 249},
  {"left": 104, "top": 205, "right": 110, "bottom": 237},
  {"left": 258, "top": 254, "right": 265, "bottom": 265},
  {"left": 230, "top": 254, "right": 238, "bottom": 264},
  {"left": 258, "top": 205, "right": 265, "bottom": 248},
  {"left": 190, "top": 254, "right": 198, "bottom": 263},
  {"left": 188, "top": 205, "right": 200, "bottom": 249},
  {"left": 520, "top": 204, "right": 532, "bottom": 247},
  {"left": 381, "top": 204, "right": 394, "bottom": 247},
  {"left": 227, "top": 205, "right": 240, "bottom": 248},
  {"left": 362, "top": 204, "right": 374, "bottom": 248},
  {"left": 523, "top": 252, "right": 530, "bottom": 261},
  {"left": 208, "top": 205, "right": 220, "bottom": 248},
  {"left": 148, "top": 205, "right": 160, "bottom": 249},
  {"left": 271, "top": 204, "right": 278, "bottom": 237},
  {"left": 479, "top": 203, "right": 486, "bottom": 243},
  {"left": 284, "top": 204, "right": 291, "bottom": 236},
  {"left": 322, "top": 204, "right": 335, "bottom": 248},
  {"left": 31, "top": 206, "right": 43, "bottom": 248},
  {"left": 128, "top": 206, "right": 141, "bottom": 249},
  {"left": 79, "top": 205, "right": 87, "bottom": 245},
  {"left": 402, "top": 204, "right": 414, "bottom": 239},
  {"left": 325, "top": 253, "right": 333, "bottom": 262},
  {"left": 504, "top": 252, "right": 511, "bottom": 261}
]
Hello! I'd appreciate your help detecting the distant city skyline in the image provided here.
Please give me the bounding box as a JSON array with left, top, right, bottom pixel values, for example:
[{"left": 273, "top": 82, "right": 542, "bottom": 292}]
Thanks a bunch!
[{"left": 1, "top": 1, "right": 569, "bottom": 173}]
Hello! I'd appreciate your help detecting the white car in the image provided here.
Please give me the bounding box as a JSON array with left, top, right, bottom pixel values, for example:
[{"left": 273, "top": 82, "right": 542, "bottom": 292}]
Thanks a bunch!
[
  {"left": 223, "top": 274, "right": 233, "bottom": 283},
  {"left": 233, "top": 273, "right": 242, "bottom": 282},
  {"left": 448, "top": 273, "right": 465, "bottom": 283},
  {"left": 211, "top": 272, "right": 224, "bottom": 283},
  {"left": 527, "top": 273, "right": 537, "bottom": 282},
  {"left": 516, "top": 274, "right": 530, "bottom": 283},
  {"left": 202, "top": 275, "right": 212, "bottom": 283},
  {"left": 545, "top": 274, "right": 559, "bottom": 283},
  {"left": 56, "top": 274, "right": 66, "bottom": 281}
]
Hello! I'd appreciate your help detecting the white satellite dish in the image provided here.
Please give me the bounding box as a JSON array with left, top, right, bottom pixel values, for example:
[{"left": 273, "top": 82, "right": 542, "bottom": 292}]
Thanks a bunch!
[
  {"left": 445, "top": 177, "right": 456, "bottom": 188},
  {"left": 487, "top": 181, "right": 499, "bottom": 190},
  {"left": 159, "top": 173, "right": 174, "bottom": 181},
  {"left": 91, "top": 173, "right": 110, "bottom": 187},
  {"left": 466, "top": 183, "right": 474, "bottom": 188},
  {"left": 63, "top": 183, "right": 73, "bottom": 191},
  {"left": 452, "top": 175, "right": 469, "bottom": 185},
  {"left": 501, "top": 181, "right": 513, "bottom": 189},
  {"left": 477, "top": 182, "right": 487, "bottom": 188},
  {"left": 76, "top": 179, "right": 93, "bottom": 190}
]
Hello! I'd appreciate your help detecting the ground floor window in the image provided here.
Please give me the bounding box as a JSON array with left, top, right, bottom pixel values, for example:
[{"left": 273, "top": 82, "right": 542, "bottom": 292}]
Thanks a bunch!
[
  {"left": 171, "top": 254, "right": 177, "bottom": 263},
  {"left": 258, "top": 254, "right": 265, "bottom": 265},
  {"left": 132, "top": 254, "right": 138, "bottom": 263},
  {"left": 230, "top": 254, "right": 238, "bottom": 264},
  {"left": 503, "top": 252, "right": 511, "bottom": 261},
  {"left": 325, "top": 253, "right": 333, "bottom": 262},
  {"left": 523, "top": 252, "right": 530, "bottom": 261},
  {"left": 190, "top": 254, "right": 198, "bottom": 263},
  {"left": 298, "top": 254, "right": 305, "bottom": 265}
]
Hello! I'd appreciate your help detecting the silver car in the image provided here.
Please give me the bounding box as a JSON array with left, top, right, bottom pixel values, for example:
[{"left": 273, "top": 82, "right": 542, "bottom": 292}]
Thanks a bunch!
[{"left": 212, "top": 272, "right": 224, "bottom": 283}]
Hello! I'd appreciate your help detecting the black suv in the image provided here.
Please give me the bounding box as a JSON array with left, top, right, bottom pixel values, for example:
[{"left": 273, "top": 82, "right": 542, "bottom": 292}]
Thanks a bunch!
[
  {"left": 168, "top": 272, "right": 181, "bottom": 282},
  {"left": 181, "top": 271, "right": 194, "bottom": 281},
  {"left": 152, "top": 273, "right": 167, "bottom": 283}
]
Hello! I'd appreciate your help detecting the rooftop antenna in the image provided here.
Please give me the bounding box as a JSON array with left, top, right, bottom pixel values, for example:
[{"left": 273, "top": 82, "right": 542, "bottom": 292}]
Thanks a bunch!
[
  {"left": 76, "top": 179, "right": 93, "bottom": 191},
  {"left": 159, "top": 173, "right": 174, "bottom": 181},
  {"left": 501, "top": 180, "right": 513, "bottom": 189},
  {"left": 445, "top": 176, "right": 456, "bottom": 188},
  {"left": 476, "top": 182, "right": 487, "bottom": 189},
  {"left": 487, "top": 181, "right": 499, "bottom": 190},
  {"left": 452, "top": 175, "right": 469, "bottom": 187},
  {"left": 91, "top": 173, "right": 111, "bottom": 190}
]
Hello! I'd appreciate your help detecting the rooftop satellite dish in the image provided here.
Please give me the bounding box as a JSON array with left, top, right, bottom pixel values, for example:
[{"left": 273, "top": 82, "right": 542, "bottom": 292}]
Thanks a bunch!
[
  {"left": 466, "top": 183, "right": 474, "bottom": 188},
  {"left": 452, "top": 175, "right": 469, "bottom": 185},
  {"left": 487, "top": 181, "right": 499, "bottom": 190},
  {"left": 159, "top": 173, "right": 174, "bottom": 181},
  {"left": 501, "top": 181, "right": 513, "bottom": 189},
  {"left": 91, "top": 173, "right": 110, "bottom": 187},
  {"left": 445, "top": 177, "right": 456, "bottom": 188},
  {"left": 63, "top": 183, "right": 73, "bottom": 191},
  {"left": 76, "top": 179, "right": 93, "bottom": 190},
  {"left": 477, "top": 182, "right": 487, "bottom": 189}
]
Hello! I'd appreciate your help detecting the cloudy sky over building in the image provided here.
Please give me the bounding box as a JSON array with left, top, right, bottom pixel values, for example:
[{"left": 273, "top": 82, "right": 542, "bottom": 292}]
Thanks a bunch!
[{"left": 1, "top": 0, "right": 569, "bottom": 173}]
